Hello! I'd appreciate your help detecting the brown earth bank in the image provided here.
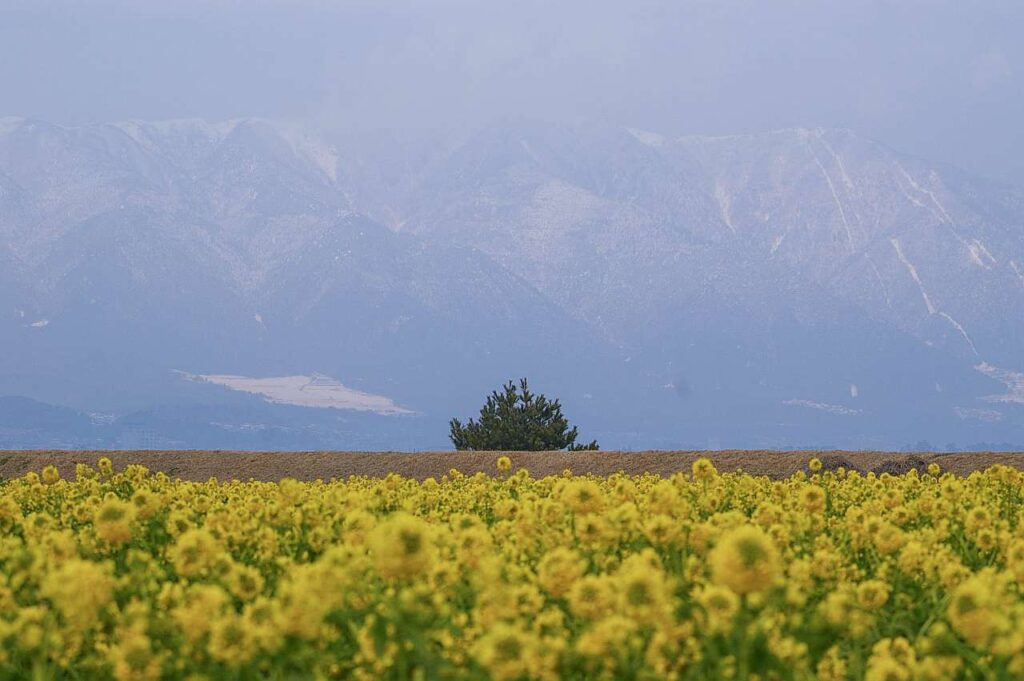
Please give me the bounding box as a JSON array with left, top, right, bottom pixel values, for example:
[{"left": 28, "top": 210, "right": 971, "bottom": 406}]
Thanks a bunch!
[{"left": 2, "top": 450, "right": 1024, "bottom": 482}]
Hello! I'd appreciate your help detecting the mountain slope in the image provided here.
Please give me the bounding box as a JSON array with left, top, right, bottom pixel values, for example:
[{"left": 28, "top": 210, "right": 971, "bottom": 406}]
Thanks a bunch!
[
  {"left": 0, "top": 118, "right": 618, "bottom": 429},
  {"left": 330, "top": 121, "right": 1024, "bottom": 446},
  {"left": 1, "top": 117, "right": 1023, "bottom": 448}
]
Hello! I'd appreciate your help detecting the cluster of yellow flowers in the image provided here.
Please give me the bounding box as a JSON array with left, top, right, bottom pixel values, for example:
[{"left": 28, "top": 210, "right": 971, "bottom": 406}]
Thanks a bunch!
[{"left": 2, "top": 456, "right": 1023, "bottom": 679}]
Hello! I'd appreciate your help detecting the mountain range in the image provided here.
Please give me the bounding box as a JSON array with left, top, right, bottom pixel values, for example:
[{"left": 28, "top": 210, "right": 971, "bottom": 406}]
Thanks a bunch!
[{"left": 1, "top": 116, "right": 1022, "bottom": 450}]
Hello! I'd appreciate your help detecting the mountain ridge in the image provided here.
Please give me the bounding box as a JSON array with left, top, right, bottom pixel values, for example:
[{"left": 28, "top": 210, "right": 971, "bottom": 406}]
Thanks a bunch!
[{"left": 1, "top": 116, "right": 1022, "bottom": 449}]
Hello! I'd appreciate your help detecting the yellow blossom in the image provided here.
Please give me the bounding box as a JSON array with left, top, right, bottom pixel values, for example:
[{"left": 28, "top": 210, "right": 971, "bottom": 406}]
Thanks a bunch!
[
  {"left": 94, "top": 496, "right": 136, "bottom": 546},
  {"left": 41, "top": 465, "right": 61, "bottom": 485},
  {"left": 710, "top": 525, "right": 780, "bottom": 595},
  {"left": 368, "top": 513, "right": 435, "bottom": 580}
]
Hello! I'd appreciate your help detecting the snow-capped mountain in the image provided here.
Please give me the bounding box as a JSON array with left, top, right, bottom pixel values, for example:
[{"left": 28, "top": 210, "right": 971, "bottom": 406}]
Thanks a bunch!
[{"left": 1, "top": 117, "right": 1022, "bottom": 449}]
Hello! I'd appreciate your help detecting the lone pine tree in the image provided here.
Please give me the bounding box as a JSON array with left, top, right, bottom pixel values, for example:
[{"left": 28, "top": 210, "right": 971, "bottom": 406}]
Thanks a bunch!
[{"left": 449, "top": 378, "right": 599, "bottom": 451}]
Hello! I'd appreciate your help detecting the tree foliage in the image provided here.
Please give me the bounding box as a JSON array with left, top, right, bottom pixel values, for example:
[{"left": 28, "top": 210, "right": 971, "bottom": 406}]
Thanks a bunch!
[{"left": 449, "top": 378, "right": 599, "bottom": 451}]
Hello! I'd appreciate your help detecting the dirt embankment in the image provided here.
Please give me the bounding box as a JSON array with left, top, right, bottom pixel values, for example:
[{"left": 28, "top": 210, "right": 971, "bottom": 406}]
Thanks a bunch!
[{"left": 2, "top": 450, "right": 1022, "bottom": 482}]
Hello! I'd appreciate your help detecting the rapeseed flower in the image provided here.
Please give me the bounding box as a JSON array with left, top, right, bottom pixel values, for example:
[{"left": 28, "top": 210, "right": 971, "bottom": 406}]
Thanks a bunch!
[
  {"left": 709, "top": 525, "right": 780, "bottom": 595},
  {"left": 94, "top": 496, "right": 136, "bottom": 546},
  {"left": 2, "top": 456, "right": 1024, "bottom": 678},
  {"left": 369, "top": 513, "right": 435, "bottom": 579}
]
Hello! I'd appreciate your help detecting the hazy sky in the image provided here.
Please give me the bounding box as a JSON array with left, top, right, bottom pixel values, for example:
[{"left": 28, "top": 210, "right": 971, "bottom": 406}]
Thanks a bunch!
[{"left": 2, "top": 0, "right": 1023, "bottom": 185}]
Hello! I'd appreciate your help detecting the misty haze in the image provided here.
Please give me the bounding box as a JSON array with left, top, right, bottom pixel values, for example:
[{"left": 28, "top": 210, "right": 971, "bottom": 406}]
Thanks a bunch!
[{"left": 2, "top": 0, "right": 1023, "bottom": 451}]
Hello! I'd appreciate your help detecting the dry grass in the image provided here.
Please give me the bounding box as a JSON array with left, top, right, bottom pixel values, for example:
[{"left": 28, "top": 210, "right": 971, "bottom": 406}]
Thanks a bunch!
[{"left": 2, "top": 449, "right": 1023, "bottom": 482}]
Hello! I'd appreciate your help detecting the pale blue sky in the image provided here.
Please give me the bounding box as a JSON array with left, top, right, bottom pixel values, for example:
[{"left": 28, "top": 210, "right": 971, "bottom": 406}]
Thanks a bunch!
[{"left": 2, "top": 0, "right": 1022, "bottom": 185}]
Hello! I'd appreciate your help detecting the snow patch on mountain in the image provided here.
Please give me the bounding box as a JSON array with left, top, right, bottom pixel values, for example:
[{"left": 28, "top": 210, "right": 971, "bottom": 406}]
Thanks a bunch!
[
  {"left": 890, "top": 238, "right": 937, "bottom": 314},
  {"left": 812, "top": 152, "right": 855, "bottom": 250},
  {"left": 889, "top": 240, "right": 978, "bottom": 354},
  {"left": 181, "top": 372, "right": 414, "bottom": 415},
  {"left": 815, "top": 132, "right": 856, "bottom": 191},
  {"left": 626, "top": 128, "right": 664, "bottom": 148},
  {"left": 113, "top": 118, "right": 243, "bottom": 150},
  {"left": 938, "top": 312, "right": 978, "bottom": 355},
  {"left": 714, "top": 181, "right": 737, "bottom": 234},
  {"left": 954, "top": 406, "right": 1003, "bottom": 422},
  {"left": 967, "top": 239, "right": 997, "bottom": 268},
  {"left": 278, "top": 127, "right": 340, "bottom": 183},
  {"left": 770, "top": 234, "right": 785, "bottom": 254},
  {"left": 1010, "top": 260, "right": 1024, "bottom": 287},
  {"left": 895, "top": 162, "right": 955, "bottom": 226},
  {"left": 783, "top": 399, "right": 861, "bottom": 416},
  {"left": 976, "top": 363, "right": 1024, "bottom": 404}
]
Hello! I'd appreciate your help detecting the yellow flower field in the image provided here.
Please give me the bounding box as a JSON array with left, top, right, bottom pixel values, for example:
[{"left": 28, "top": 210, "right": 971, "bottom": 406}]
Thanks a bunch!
[{"left": 1, "top": 456, "right": 1023, "bottom": 679}]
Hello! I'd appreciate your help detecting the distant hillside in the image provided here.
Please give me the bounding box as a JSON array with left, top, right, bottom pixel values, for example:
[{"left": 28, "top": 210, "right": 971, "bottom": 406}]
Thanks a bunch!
[{"left": 1, "top": 117, "right": 1023, "bottom": 448}]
